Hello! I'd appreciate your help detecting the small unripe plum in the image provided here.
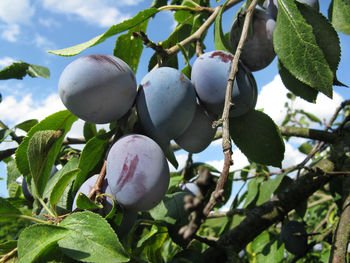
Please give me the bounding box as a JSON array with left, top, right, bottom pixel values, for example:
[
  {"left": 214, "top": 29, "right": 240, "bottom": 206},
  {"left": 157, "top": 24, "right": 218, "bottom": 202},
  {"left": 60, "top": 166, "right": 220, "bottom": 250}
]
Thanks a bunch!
[
  {"left": 58, "top": 54, "right": 137, "bottom": 124},
  {"left": 175, "top": 103, "right": 217, "bottom": 153},
  {"left": 191, "top": 50, "right": 257, "bottom": 118},
  {"left": 136, "top": 67, "right": 197, "bottom": 149},
  {"left": 106, "top": 134, "right": 170, "bottom": 211},
  {"left": 264, "top": 0, "right": 319, "bottom": 20},
  {"left": 280, "top": 220, "right": 308, "bottom": 256},
  {"left": 72, "top": 174, "right": 110, "bottom": 211},
  {"left": 230, "top": 7, "right": 276, "bottom": 71}
]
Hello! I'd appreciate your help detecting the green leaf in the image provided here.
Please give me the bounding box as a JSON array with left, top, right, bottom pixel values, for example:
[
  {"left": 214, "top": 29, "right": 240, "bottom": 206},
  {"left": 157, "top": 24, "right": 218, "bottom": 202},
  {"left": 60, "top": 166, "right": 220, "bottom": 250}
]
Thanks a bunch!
[
  {"left": 0, "top": 61, "right": 50, "bottom": 80},
  {"left": 243, "top": 177, "right": 264, "bottom": 208},
  {"left": 18, "top": 224, "right": 69, "bottom": 263},
  {"left": 255, "top": 234, "right": 284, "bottom": 262},
  {"left": 0, "top": 197, "right": 22, "bottom": 215},
  {"left": 73, "top": 132, "right": 112, "bottom": 193},
  {"left": 114, "top": 19, "right": 149, "bottom": 73},
  {"left": 256, "top": 173, "right": 286, "bottom": 205},
  {"left": 15, "top": 119, "right": 39, "bottom": 133},
  {"left": 296, "top": 2, "right": 342, "bottom": 84},
  {"left": 6, "top": 159, "right": 21, "bottom": 190},
  {"left": 58, "top": 211, "right": 129, "bottom": 263},
  {"left": 0, "top": 129, "right": 11, "bottom": 143},
  {"left": 274, "top": 0, "right": 334, "bottom": 98},
  {"left": 136, "top": 224, "right": 159, "bottom": 248},
  {"left": 251, "top": 231, "right": 269, "bottom": 253},
  {"left": 15, "top": 110, "right": 78, "bottom": 178},
  {"left": 278, "top": 60, "right": 318, "bottom": 103},
  {"left": 299, "top": 109, "right": 322, "bottom": 124},
  {"left": 230, "top": 110, "right": 285, "bottom": 167},
  {"left": 149, "top": 192, "right": 191, "bottom": 225},
  {"left": 49, "top": 168, "right": 80, "bottom": 210},
  {"left": 151, "top": 0, "right": 168, "bottom": 8},
  {"left": 75, "top": 192, "right": 102, "bottom": 210},
  {"left": 43, "top": 157, "right": 79, "bottom": 212},
  {"left": 298, "top": 141, "right": 313, "bottom": 154},
  {"left": 27, "top": 130, "right": 63, "bottom": 197},
  {"left": 83, "top": 122, "right": 97, "bottom": 142},
  {"left": 8, "top": 181, "right": 21, "bottom": 198},
  {"left": 48, "top": 8, "right": 159, "bottom": 56},
  {"left": 0, "top": 240, "right": 17, "bottom": 256},
  {"left": 330, "top": 0, "right": 350, "bottom": 35},
  {"left": 214, "top": 0, "right": 231, "bottom": 52}
]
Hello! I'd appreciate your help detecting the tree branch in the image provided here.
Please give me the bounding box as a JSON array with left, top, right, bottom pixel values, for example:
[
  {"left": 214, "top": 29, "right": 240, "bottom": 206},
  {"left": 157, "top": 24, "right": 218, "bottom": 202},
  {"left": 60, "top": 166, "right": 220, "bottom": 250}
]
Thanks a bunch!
[
  {"left": 203, "top": 159, "right": 334, "bottom": 261},
  {"left": 279, "top": 126, "right": 338, "bottom": 143}
]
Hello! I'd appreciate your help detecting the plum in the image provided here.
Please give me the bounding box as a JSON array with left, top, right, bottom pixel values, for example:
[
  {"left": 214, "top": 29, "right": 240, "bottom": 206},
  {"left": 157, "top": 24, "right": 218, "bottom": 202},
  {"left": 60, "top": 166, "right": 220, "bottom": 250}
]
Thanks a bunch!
[
  {"left": 280, "top": 220, "right": 308, "bottom": 256},
  {"left": 136, "top": 67, "right": 197, "bottom": 149},
  {"left": 58, "top": 54, "right": 137, "bottom": 124},
  {"left": 106, "top": 134, "right": 170, "bottom": 211},
  {"left": 229, "top": 7, "right": 276, "bottom": 71},
  {"left": 72, "top": 174, "right": 110, "bottom": 211},
  {"left": 175, "top": 103, "right": 217, "bottom": 153},
  {"left": 264, "top": 0, "right": 320, "bottom": 20},
  {"left": 191, "top": 50, "right": 257, "bottom": 118}
]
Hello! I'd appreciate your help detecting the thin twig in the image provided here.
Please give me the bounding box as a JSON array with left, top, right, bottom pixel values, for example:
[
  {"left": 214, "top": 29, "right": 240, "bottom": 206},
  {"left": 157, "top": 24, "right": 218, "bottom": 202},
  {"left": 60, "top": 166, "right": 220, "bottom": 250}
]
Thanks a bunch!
[
  {"left": 88, "top": 160, "right": 107, "bottom": 199},
  {"left": 203, "top": 0, "right": 260, "bottom": 216},
  {"left": 0, "top": 247, "right": 17, "bottom": 263}
]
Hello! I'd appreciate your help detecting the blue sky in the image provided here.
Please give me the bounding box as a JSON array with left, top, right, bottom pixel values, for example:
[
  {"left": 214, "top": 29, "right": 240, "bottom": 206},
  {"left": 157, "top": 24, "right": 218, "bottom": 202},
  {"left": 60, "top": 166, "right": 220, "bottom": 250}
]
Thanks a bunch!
[{"left": 0, "top": 0, "right": 349, "bottom": 198}]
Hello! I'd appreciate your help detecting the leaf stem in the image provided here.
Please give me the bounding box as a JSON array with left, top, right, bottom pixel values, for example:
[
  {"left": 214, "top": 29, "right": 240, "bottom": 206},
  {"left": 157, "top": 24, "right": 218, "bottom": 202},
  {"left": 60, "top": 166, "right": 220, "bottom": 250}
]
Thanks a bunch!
[
  {"left": 0, "top": 247, "right": 18, "bottom": 263},
  {"left": 38, "top": 197, "right": 57, "bottom": 219},
  {"left": 1, "top": 214, "right": 48, "bottom": 224}
]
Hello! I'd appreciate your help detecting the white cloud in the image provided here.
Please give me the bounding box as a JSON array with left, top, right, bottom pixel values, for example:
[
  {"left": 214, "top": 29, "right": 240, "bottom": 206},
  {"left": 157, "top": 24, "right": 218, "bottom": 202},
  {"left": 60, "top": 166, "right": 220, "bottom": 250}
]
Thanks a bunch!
[
  {"left": 33, "top": 33, "right": 56, "bottom": 49},
  {"left": 0, "top": 56, "right": 16, "bottom": 67},
  {"left": 0, "top": 0, "right": 35, "bottom": 25},
  {"left": 38, "top": 17, "right": 60, "bottom": 28},
  {"left": 1, "top": 24, "right": 20, "bottom": 42},
  {"left": 41, "top": 0, "right": 130, "bottom": 27},
  {"left": 0, "top": 93, "right": 65, "bottom": 125},
  {"left": 256, "top": 75, "right": 344, "bottom": 126}
]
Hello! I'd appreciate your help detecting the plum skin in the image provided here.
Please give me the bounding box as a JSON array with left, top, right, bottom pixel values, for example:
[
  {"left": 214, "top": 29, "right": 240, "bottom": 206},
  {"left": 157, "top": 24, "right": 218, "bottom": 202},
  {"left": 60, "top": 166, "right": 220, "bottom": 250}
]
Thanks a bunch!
[
  {"left": 229, "top": 7, "right": 276, "bottom": 72},
  {"left": 58, "top": 54, "right": 137, "bottom": 124},
  {"left": 280, "top": 220, "right": 308, "bottom": 256},
  {"left": 136, "top": 67, "right": 197, "bottom": 149},
  {"left": 175, "top": 103, "right": 217, "bottom": 153},
  {"left": 106, "top": 134, "right": 170, "bottom": 212},
  {"left": 191, "top": 50, "right": 257, "bottom": 118}
]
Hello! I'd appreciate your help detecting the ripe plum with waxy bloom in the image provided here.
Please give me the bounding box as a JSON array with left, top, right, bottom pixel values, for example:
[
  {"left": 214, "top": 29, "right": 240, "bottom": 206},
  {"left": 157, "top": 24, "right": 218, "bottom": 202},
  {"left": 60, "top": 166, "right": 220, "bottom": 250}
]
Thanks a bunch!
[
  {"left": 58, "top": 54, "right": 137, "bottom": 124},
  {"left": 106, "top": 134, "right": 170, "bottom": 212}
]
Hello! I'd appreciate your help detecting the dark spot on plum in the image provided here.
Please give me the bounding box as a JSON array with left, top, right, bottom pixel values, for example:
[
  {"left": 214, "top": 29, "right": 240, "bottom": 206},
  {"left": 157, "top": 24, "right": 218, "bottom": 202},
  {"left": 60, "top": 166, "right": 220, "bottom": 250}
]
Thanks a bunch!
[
  {"left": 88, "top": 54, "right": 126, "bottom": 72},
  {"left": 142, "top": 81, "right": 150, "bottom": 88},
  {"left": 209, "top": 51, "right": 233, "bottom": 63},
  {"left": 117, "top": 154, "right": 139, "bottom": 190},
  {"left": 126, "top": 135, "right": 145, "bottom": 144}
]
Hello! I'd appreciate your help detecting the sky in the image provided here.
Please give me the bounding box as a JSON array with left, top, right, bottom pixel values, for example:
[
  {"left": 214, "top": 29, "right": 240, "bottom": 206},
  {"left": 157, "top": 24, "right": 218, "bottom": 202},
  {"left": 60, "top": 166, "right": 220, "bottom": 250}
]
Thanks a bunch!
[{"left": 0, "top": 0, "right": 349, "bottom": 199}]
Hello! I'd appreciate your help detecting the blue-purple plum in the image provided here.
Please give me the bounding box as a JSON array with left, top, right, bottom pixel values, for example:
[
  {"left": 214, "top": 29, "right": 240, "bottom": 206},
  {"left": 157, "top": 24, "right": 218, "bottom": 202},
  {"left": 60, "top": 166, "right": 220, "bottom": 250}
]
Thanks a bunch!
[
  {"left": 72, "top": 174, "right": 109, "bottom": 211},
  {"left": 175, "top": 103, "right": 217, "bottom": 153},
  {"left": 230, "top": 7, "right": 276, "bottom": 71},
  {"left": 191, "top": 50, "right": 257, "bottom": 118},
  {"left": 280, "top": 220, "right": 308, "bottom": 256},
  {"left": 264, "top": 0, "right": 319, "bottom": 20},
  {"left": 106, "top": 134, "right": 170, "bottom": 211},
  {"left": 136, "top": 67, "right": 197, "bottom": 149},
  {"left": 58, "top": 54, "right": 137, "bottom": 124}
]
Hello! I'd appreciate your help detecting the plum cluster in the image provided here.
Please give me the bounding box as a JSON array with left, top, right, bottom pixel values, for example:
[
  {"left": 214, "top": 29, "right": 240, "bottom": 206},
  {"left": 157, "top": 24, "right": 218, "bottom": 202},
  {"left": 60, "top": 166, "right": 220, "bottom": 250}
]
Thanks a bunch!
[{"left": 58, "top": 50, "right": 258, "bottom": 214}]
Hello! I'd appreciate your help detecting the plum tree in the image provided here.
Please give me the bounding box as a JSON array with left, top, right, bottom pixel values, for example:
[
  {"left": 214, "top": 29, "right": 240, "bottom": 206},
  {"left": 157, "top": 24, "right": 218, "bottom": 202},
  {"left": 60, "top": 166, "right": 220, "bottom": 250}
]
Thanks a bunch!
[
  {"left": 58, "top": 54, "right": 137, "bottom": 124},
  {"left": 229, "top": 7, "right": 276, "bottom": 71},
  {"left": 265, "top": 0, "right": 320, "bottom": 20},
  {"left": 191, "top": 50, "right": 257, "bottom": 118},
  {"left": 175, "top": 103, "right": 217, "bottom": 153},
  {"left": 280, "top": 220, "right": 308, "bottom": 256},
  {"left": 106, "top": 134, "right": 170, "bottom": 211},
  {"left": 136, "top": 67, "right": 197, "bottom": 149}
]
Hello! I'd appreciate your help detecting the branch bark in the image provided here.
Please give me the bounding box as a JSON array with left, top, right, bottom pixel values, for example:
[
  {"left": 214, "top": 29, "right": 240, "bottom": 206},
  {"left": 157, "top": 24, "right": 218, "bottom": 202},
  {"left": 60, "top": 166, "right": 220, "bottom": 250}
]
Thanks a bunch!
[{"left": 203, "top": 159, "right": 334, "bottom": 261}]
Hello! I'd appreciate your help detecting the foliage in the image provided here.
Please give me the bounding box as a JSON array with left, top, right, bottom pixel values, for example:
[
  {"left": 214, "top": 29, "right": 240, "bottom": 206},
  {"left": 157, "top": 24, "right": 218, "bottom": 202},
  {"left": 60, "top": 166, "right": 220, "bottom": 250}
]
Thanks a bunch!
[{"left": 0, "top": 0, "right": 349, "bottom": 262}]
